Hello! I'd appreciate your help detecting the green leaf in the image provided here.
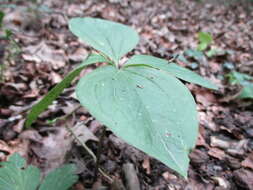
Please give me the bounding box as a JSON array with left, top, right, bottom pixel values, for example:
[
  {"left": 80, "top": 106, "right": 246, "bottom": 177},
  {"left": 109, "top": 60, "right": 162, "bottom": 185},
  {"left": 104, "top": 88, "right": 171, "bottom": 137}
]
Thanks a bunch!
[
  {"left": 239, "top": 84, "right": 253, "bottom": 99},
  {"left": 0, "top": 153, "right": 78, "bottom": 190},
  {"left": 0, "top": 11, "right": 4, "bottom": 28},
  {"left": 197, "top": 32, "right": 213, "bottom": 51},
  {"left": 39, "top": 164, "right": 78, "bottom": 190},
  {"left": 124, "top": 55, "right": 218, "bottom": 90},
  {"left": 184, "top": 49, "right": 204, "bottom": 61},
  {"left": 69, "top": 17, "right": 139, "bottom": 65},
  {"left": 0, "top": 154, "right": 40, "bottom": 190},
  {"left": 227, "top": 71, "right": 253, "bottom": 99},
  {"left": 25, "top": 53, "right": 110, "bottom": 128},
  {"left": 37, "top": 5, "right": 52, "bottom": 13},
  {"left": 8, "top": 153, "right": 26, "bottom": 169},
  {"left": 227, "top": 71, "right": 253, "bottom": 85},
  {"left": 22, "top": 166, "right": 41, "bottom": 190},
  {"left": 206, "top": 48, "right": 218, "bottom": 57},
  {"left": 76, "top": 65, "right": 199, "bottom": 177}
]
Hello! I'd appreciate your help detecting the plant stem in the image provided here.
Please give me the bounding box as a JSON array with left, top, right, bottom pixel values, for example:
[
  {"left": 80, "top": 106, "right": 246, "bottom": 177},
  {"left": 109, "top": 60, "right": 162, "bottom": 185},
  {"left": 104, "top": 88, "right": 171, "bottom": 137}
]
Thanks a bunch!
[
  {"left": 65, "top": 123, "right": 97, "bottom": 163},
  {"left": 95, "top": 126, "right": 106, "bottom": 179},
  {"left": 63, "top": 108, "right": 113, "bottom": 183},
  {"left": 65, "top": 121, "right": 113, "bottom": 183}
]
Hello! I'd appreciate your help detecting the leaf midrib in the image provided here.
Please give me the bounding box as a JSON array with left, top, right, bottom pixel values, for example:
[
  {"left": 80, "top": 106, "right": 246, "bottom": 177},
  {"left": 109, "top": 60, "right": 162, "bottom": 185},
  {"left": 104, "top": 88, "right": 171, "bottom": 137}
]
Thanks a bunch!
[{"left": 123, "top": 67, "right": 186, "bottom": 174}]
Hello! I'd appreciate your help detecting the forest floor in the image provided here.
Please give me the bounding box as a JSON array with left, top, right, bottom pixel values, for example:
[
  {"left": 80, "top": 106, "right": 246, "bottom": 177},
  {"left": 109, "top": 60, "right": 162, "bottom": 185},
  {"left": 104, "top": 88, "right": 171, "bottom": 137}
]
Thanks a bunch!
[{"left": 0, "top": 0, "right": 253, "bottom": 189}]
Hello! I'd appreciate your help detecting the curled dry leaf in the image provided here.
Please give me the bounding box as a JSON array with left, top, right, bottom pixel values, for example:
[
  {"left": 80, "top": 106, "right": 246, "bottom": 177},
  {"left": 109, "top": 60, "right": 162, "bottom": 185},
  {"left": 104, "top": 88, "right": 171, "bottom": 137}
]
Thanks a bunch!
[
  {"left": 210, "top": 136, "right": 231, "bottom": 149},
  {"left": 71, "top": 121, "right": 98, "bottom": 145},
  {"left": 208, "top": 147, "right": 226, "bottom": 160},
  {"left": 22, "top": 41, "right": 67, "bottom": 70},
  {"left": 0, "top": 139, "right": 29, "bottom": 161},
  {"left": 233, "top": 169, "right": 253, "bottom": 190},
  {"left": 29, "top": 127, "right": 73, "bottom": 176},
  {"left": 68, "top": 47, "right": 88, "bottom": 62},
  {"left": 195, "top": 88, "right": 217, "bottom": 107},
  {"left": 50, "top": 72, "right": 63, "bottom": 84},
  {"left": 211, "top": 177, "right": 229, "bottom": 189},
  {"left": 162, "top": 171, "right": 177, "bottom": 181},
  {"left": 241, "top": 153, "right": 253, "bottom": 170},
  {"left": 189, "top": 149, "right": 209, "bottom": 165}
]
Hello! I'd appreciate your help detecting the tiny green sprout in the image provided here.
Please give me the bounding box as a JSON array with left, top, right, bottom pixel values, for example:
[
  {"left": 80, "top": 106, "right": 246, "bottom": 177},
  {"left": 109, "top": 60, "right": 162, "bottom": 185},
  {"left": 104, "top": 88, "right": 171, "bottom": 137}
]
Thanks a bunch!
[
  {"left": 0, "top": 11, "right": 4, "bottom": 28},
  {"left": 197, "top": 32, "right": 213, "bottom": 51},
  {"left": 25, "top": 17, "right": 217, "bottom": 178},
  {"left": 227, "top": 71, "right": 253, "bottom": 99}
]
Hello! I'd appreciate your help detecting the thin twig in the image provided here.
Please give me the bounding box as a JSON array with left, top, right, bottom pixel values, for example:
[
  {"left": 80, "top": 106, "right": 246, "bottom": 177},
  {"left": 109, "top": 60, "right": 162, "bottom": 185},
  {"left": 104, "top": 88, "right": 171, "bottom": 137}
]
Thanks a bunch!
[
  {"left": 60, "top": 105, "right": 81, "bottom": 121},
  {"left": 98, "top": 168, "right": 113, "bottom": 183}
]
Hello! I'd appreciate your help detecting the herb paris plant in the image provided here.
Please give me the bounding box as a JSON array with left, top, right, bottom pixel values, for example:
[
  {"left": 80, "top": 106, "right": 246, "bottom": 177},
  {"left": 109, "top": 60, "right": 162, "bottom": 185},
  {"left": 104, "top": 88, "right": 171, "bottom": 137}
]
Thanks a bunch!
[{"left": 25, "top": 17, "right": 217, "bottom": 178}]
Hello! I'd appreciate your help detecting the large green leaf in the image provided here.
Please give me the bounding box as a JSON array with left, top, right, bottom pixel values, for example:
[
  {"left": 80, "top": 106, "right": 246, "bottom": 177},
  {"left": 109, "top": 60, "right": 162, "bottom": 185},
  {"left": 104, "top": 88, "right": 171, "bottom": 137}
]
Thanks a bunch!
[
  {"left": 124, "top": 55, "right": 217, "bottom": 90},
  {"left": 0, "top": 154, "right": 41, "bottom": 190},
  {"left": 39, "top": 164, "right": 78, "bottom": 190},
  {"left": 76, "top": 65, "right": 198, "bottom": 177},
  {"left": 25, "top": 53, "right": 110, "bottom": 127},
  {"left": 69, "top": 17, "right": 139, "bottom": 65}
]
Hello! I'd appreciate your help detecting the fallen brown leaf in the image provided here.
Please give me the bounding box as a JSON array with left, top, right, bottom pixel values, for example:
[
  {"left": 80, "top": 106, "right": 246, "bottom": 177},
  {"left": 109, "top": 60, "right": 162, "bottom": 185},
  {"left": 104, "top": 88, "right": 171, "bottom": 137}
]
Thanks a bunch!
[
  {"left": 241, "top": 153, "right": 253, "bottom": 170},
  {"left": 208, "top": 147, "right": 226, "bottom": 160}
]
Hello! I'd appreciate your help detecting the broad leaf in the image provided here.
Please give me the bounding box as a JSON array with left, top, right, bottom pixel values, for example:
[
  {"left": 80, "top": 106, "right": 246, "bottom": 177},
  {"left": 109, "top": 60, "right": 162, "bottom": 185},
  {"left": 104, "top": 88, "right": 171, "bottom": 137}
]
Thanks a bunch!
[
  {"left": 39, "top": 164, "right": 78, "bottom": 190},
  {"left": 69, "top": 17, "right": 139, "bottom": 65},
  {"left": 124, "top": 55, "right": 217, "bottom": 90},
  {"left": 25, "top": 53, "right": 110, "bottom": 127},
  {"left": 0, "top": 154, "right": 40, "bottom": 190},
  {"left": 76, "top": 65, "right": 199, "bottom": 177}
]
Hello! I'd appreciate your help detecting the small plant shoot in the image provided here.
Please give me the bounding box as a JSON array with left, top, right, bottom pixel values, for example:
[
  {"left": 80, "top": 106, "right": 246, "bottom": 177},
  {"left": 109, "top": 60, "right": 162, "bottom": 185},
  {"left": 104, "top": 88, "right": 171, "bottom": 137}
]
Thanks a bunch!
[
  {"left": 227, "top": 71, "right": 253, "bottom": 99},
  {"left": 25, "top": 17, "right": 217, "bottom": 178},
  {"left": 197, "top": 32, "right": 213, "bottom": 51}
]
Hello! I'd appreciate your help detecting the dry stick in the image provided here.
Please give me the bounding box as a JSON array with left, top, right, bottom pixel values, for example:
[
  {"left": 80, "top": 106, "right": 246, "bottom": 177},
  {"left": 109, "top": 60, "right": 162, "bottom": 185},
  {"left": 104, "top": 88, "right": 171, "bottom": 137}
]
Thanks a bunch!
[{"left": 98, "top": 168, "right": 113, "bottom": 184}]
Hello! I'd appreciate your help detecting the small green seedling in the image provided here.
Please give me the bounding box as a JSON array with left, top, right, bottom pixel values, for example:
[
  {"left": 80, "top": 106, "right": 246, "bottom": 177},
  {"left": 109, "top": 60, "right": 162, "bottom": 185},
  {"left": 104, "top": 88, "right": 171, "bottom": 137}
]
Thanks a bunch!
[
  {"left": 25, "top": 17, "right": 217, "bottom": 178},
  {"left": 0, "top": 11, "right": 4, "bottom": 28},
  {"left": 0, "top": 153, "right": 78, "bottom": 190},
  {"left": 227, "top": 71, "right": 253, "bottom": 99},
  {"left": 197, "top": 31, "right": 213, "bottom": 51}
]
